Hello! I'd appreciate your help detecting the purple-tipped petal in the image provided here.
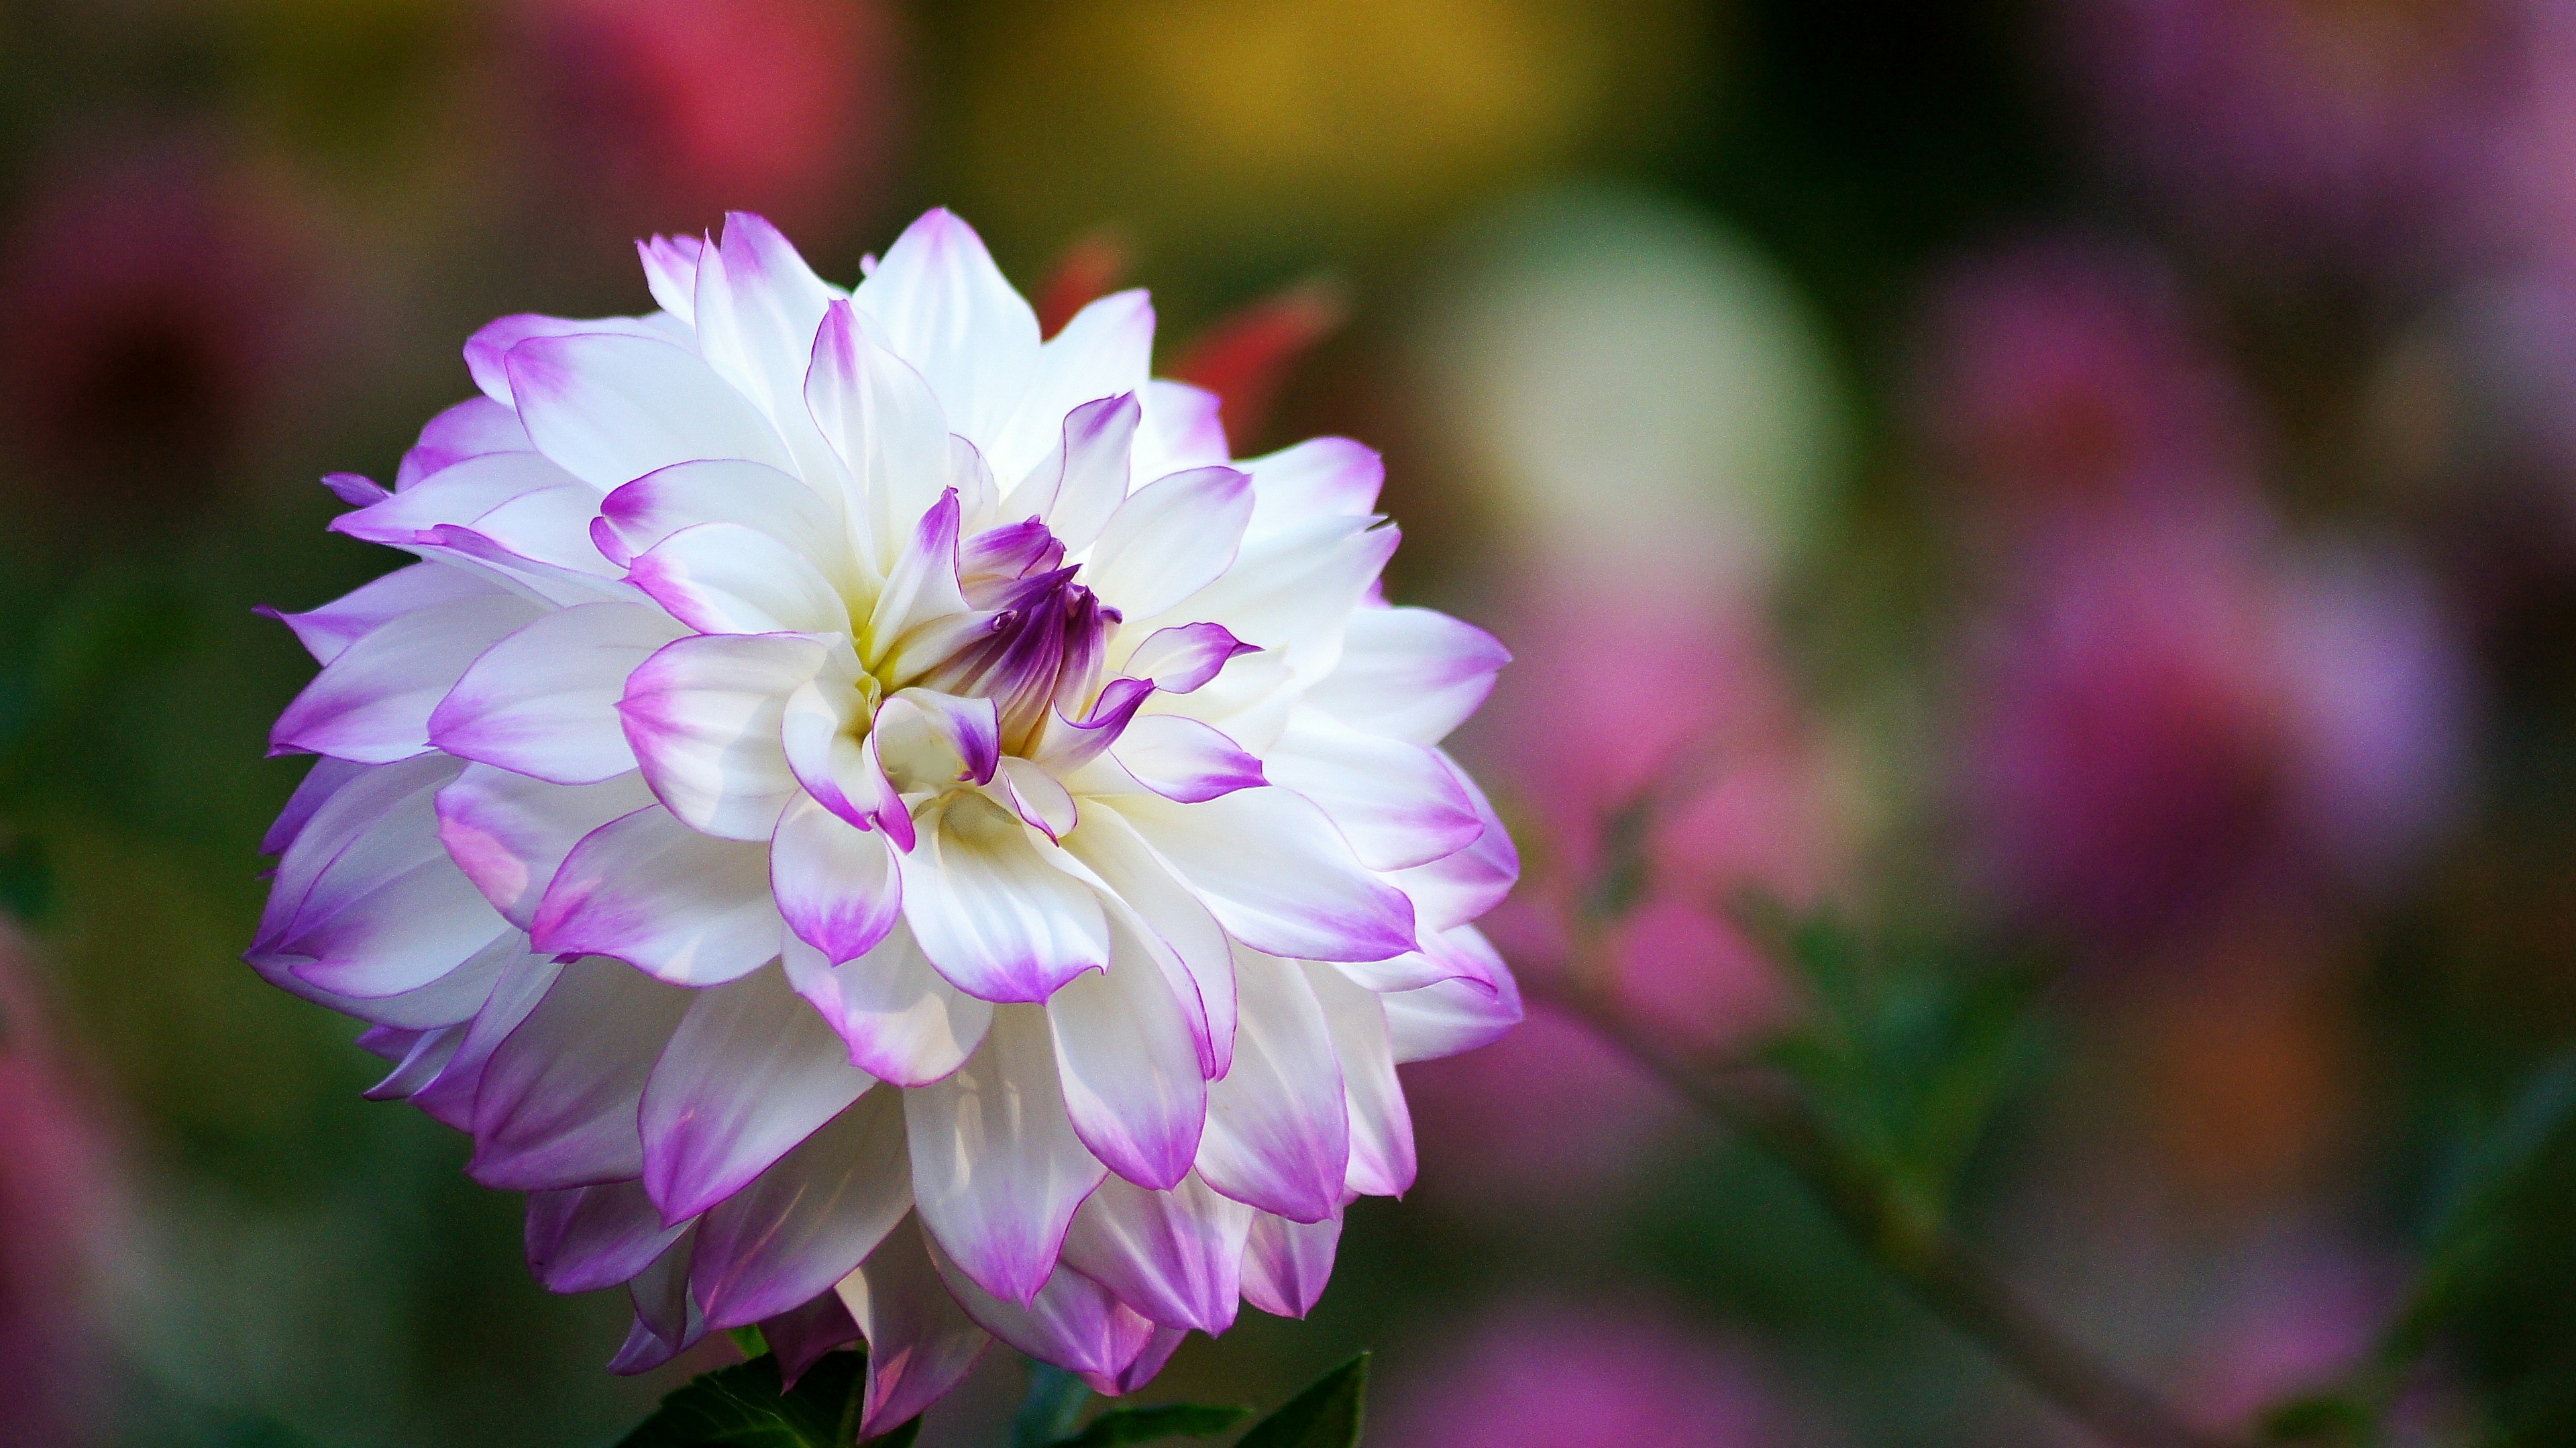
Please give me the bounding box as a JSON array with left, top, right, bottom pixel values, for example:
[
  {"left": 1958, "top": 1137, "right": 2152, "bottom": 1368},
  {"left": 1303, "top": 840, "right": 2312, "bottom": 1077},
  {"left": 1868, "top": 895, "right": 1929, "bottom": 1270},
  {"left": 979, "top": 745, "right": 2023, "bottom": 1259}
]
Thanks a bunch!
[
  {"left": 637, "top": 234, "right": 705, "bottom": 325},
  {"left": 691, "top": 1086, "right": 910, "bottom": 1329},
  {"left": 525, "top": 1179, "right": 692, "bottom": 1294},
  {"left": 1115, "top": 787, "right": 1417, "bottom": 964},
  {"left": 853, "top": 207, "right": 1042, "bottom": 451},
  {"left": 1239, "top": 1209, "right": 1342, "bottom": 1319},
  {"left": 921, "top": 1233, "right": 1162, "bottom": 1392},
  {"left": 598, "top": 458, "right": 843, "bottom": 574},
  {"left": 759, "top": 1290, "right": 863, "bottom": 1390},
  {"left": 1059, "top": 1172, "right": 1252, "bottom": 1334},
  {"left": 408, "top": 951, "right": 564, "bottom": 1129},
  {"left": 991, "top": 288, "right": 1155, "bottom": 481},
  {"left": 772, "top": 795, "right": 903, "bottom": 966},
  {"left": 640, "top": 965, "right": 875, "bottom": 1224},
  {"left": 870, "top": 688, "right": 1001, "bottom": 790},
  {"left": 1303, "top": 605, "right": 1508, "bottom": 746},
  {"left": 470, "top": 955, "right": 694, "bottom": 1191},
  {"left": 619, "top": 631, "right": 829, "bottom": 841},
  {"left": 895, "top": 790, "right": 1108, "bottom": 1004},
  {"left": 609, "top": 1228, "right": 704, "bottom": 1374},
  {"left": 263, "top": 561, "right": 501, "bottom": 666},
  {"left": 805, "top": 299, "right": 954, "bottom": 574},
  {"left": 629, "top": 521, "right": 849, "bottom": 637},
  {"left": 261, "top": 756, "right": 368, "bottom": 857},
  {"left": 1387, "top": 754, "right": 1519, "bottom": 932},
  {"left": 531, "top": 805, "right": 786, "bottom": 987},
  {"left": 1263, "top": 710, "right": 1483, "bottom": 872},
  {"left": 270, "top": 593, "right": 544, "bottom": 763},
  {"left": 504, "top": 331, "right": 794, "bottom": 489},
  {"left": 1046, "top": 913, "right": 1210, "bottom": 1191},
  {"left": 1110, "top": 715, "right": 1267, "bottom": 805},
  {"left": 1240, "top": 436, "right": 1383, "bottom": 533},
  {"left": 836, "top": 1216, "right": 992, "bottom": 1439},
  {"left": 436, "top": 766, "right": 657, "bottom": 930},
  {"left": 1010, "top": 393, "right": 1138, "bottom": 552},
  {"left": 396, "top": 395, "right": 533, "bottom": 488},
  {"left": 1194, "top": 949, "right": 1348, "bottom": 1224},
  {"left": 1061, "top": 807, "right": 1234, "bottom": 1080},
  {"left": 782, "top": 929, "right": 993, "bottom": 1088},
  {"left": 1122, "top": 623, "right": 1256, "bottom": 695},
  {"left": 1303, "top": 965, "right": 1415, "bottom": 1197},
  {"left": 1086, "top": 465, "right": 1253, "bottom": 619},
  {"left": 1377, "top": 927, "right": 1523, "bottom": 1064},
  {"left": 905, "top": 1006, "right": 1106, "bottom": 1304},
  {"left": 463, "top": 313, "right": 674, "bottom": 409},
  {"left": 429, "top": 603, "right": 684, "bottom": 784}
]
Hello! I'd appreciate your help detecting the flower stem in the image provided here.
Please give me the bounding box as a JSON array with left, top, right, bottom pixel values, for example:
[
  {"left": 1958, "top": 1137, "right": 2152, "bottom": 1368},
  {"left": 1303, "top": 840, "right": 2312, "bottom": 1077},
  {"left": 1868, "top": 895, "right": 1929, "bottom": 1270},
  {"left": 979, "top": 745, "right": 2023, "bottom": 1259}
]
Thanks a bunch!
[{"left": 1540, "top": 976, "right": 2247, "bottom": 1448}]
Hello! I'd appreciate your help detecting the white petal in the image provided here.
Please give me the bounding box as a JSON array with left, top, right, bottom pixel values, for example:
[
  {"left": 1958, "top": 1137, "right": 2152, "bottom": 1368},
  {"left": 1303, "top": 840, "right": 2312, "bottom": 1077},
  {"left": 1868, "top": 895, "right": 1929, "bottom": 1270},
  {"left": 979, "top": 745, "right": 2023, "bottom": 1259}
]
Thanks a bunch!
[
  {"left": 771, "top": 794, "right": 904, "bottom": 965},
  {"left": 1239, "top": 1210, "right": 1341, "bottom": 1319},
  {"left": 1084, "top": 466, "right": 1252, "bottom": 619},
  {"left": 1263, "top": 708, "right": 1483, "bottom": 871},
  {"left": 806, "top": 300, "right": 953, "bottom": 576},
  {"left": 629, "top": 521, "right": 850, "bottom": 636},
  {"left": 619, "top": 632, "right": 828, "bottom": 841},
  {"left": 1061, "top": 805, "right": 1234, "bottom": 1078},
  {"left": 597, "top": 458, "right": 847, "bottom": 576},
  {"left": 640, "top": 964, "right": 875, "bottom": 1222},
  {"left": 837, "top": 1216, "right": 993, "bottom": 1439},
  {"left": 784, "top": 927, "right": 993, "bottom": 1087},
  {"left": 1303, "top": 605, "right": 1509, "bottom": 745},
  {"left": 990, "top": 289, "right": 1155, "bottom": 482},
  {"left": 1114, "top": 787, "right": 1416, "bottom": 964},
  {"left": 904, "top": 1004, "right": 1107, "bottom": 1304},
  {"left": 264, "top": 561, "right": 500, "bottom": 666},
  {"left": 1195, "top": 947, "right": 1348, "bottom": 1224},
  {"left": 435, "top": 765, "right": 658, "bottom": 929},
  {"left": 429, "top": 603, "right": 686, "bottom": 784},
  {"left": 270, "top": 594, "right": 545, "bottom": 764},
  {"left": 1146, "top": 515, "right": 1395, "bottom": 686},
  {"left": 470, "top": 955, "right": 694, "bottom": 1190},
  {"left": 896, "top": 790, "right": 1109, "bottom": 1004},
  {"left": 692, "top": 212, "right": 847, "bottom": 489},
  {"left": 1239, "top": 436, "right": 1382, "bottom": 536},
  {"left": 1059, "top": 1172, "right": 1251, "bottom": 1334},
  {"left": 505, "top": 331, "right": 794, "bottom": 489},
  {"left": 1303, "top": 964, "right": 1414, "bottom": 1198},
  {"left": 853, "top": 209, "right": 1041, "bottom": 450},
  {"left": 1046, "top": 914, "right": 1209, "bottom": 1191},
  {"left": 532, "top": 805, "right": 786, "bottom": 986},
  {"left": 691, "top": 1084, "right": 911, "bottom": 1330},
  {"left": 1375, "top": 927, "right": 1523, "bottom": 1064}
]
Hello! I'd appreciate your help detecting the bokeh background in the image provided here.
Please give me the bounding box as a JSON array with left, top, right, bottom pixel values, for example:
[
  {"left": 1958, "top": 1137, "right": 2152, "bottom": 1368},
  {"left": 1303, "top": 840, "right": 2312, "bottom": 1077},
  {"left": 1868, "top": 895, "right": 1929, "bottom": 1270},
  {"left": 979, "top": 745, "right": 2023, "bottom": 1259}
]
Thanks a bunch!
[{"left": 4, "top": 1, "right": 2575, "bottom": 1444}]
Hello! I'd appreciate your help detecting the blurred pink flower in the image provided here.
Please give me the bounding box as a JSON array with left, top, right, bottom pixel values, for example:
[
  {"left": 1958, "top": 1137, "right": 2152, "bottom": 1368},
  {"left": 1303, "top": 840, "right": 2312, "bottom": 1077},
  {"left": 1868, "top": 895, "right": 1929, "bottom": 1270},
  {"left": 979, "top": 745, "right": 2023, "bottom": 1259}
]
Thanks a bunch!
[
  {"left": 1910, "top": 238, "right": 2257, "bottom": 520},
  {"left": 1377, "top": 1297, "right": 1796, "bottom": 1448},
  {"left": 2181, "top": 1239, "right": 2405, "bottom": 1435},
  {"left": 1957, "top": 496, "right": 2471, "bottom": 949},
  {"left": 0, "top": 930, "right": 117, "bottom": 1445},
  {"left": 515, "top": 0, "right": 907, "bottom": 245},
  {"left": 1409, "top": 578, "right": 1836, "bottom": 1213},
  {"left": 2050, "top": 0, "right": 2516, "bottom": 275},
  {"left": 0, "top": 144, "right": 319, "bottom": 535}
]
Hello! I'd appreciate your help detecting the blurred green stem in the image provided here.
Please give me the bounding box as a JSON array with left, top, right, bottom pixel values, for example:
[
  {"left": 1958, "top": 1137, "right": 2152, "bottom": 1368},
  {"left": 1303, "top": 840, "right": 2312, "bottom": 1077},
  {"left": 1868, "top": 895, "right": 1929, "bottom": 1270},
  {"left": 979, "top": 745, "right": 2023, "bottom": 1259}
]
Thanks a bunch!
[
  {"left": 1011, "top": 1362, "right": 1091, "bottom": 1448},
  {"left": 1538, "top": 960, "right": 2245, "bottom": 1448}
]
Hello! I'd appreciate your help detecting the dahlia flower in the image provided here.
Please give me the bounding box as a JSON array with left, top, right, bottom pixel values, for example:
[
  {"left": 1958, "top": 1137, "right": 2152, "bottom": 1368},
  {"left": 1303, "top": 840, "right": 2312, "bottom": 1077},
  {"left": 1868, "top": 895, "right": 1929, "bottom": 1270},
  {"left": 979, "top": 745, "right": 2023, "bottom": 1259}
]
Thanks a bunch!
[{"left": 248, "top": 209, "right": 1519, "bottom": 1429}]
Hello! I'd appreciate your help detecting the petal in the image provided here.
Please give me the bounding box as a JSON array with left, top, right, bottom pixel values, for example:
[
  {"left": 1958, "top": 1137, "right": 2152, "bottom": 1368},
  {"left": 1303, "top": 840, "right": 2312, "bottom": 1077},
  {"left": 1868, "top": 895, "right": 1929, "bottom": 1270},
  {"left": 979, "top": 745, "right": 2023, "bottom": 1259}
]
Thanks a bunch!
[
  {"left": 896, "top": 790, "right": 1109, "bottom": 1004},
  {"left": 610, "top": 1228, "right": 706, "bottom": 1374},
  {"left": 922, "top": 1235, "right": 1161, "bottom": 1392},
  {"left": 783, "top": 929, "right": 994, "bottom": 1088},
  {"left": 692, "top": 213, "right": 845, "bottom": 487},
  {"left": 871, "top": 688, "right": 1002, "bottom": 792},
  {"left": 505, "top": 331, "right": 794, "bottom": 489},
  {"left": 1148, "top": 515, "right": 1395, "bottom": 686},
  {"left": 1133, "top": 380, "right": 1231, "bottom": 479},
  {"left": 429, "top": 603, "right": 686, "bottom": 784},
  {"left": 264, "top": 561, "right": 499, "bottom": 666},
  {"left": 1238, "top": 1210, "right": 1341, "bottom": 1320},
  {"left": 269, "top": 593, "right": 545, "bottom": 763},
  {"left": 865, "top": 491, "right": 974, "bottom": 672},
  {"left": 435, "top": 766, "right": 658, "bottom": 929},
  {"left": 1004, "top": 393, "right": 1137, "bottom": 552},
  {"left": 904, "top": 1004, "right": 1107, "bottom": 1304},
  {"left": 1084, "top": 466, "right": 1252, "bottom": 619},
  {"left": 532, "top": 805, "right": 786, "bottom": 986},
  {"left": 1061, "top": 806, "right": 1234, "bottom": 1079},
  {"left": 853, "top": 209, "right": 1042, "bottom": 450},
  {"left": 470, "top": 955, "right": 694, "bottom": 1190},
  {"left": 262, "top": 756, "right": 368, "bottom": 857},
  {"left": 396, "top": 395, "right": 534, "bottom": 487},
  {"left": 1114, "top": 788, "right": 1417, "bottom": 964},
  {"left": 772, "top": 794, "right": 903, "bottom": 965},
  {"left": 1302, "top": 605, "right": 1508, "bottom": 746},
  {"left": 597, "top": 458, "right": 845, "bottom": 574},
  {"left": 619, "top": 632, "right": 828, "bottom": 841},
  {"left": 641, "top": 964, "right": 875, "bottom": 1223},
  {"left": 1386, "top": 754, "right": 1519, "bottom": 933},
  {"left": 1194, "top": 948, "right": 1348, "bottom": 1223},
  {"left": 999, "top": 756, "right": 1079, "bottom": 839},
  {"left": 759, "top": 1291, "right": 863, "bottom": 1390},
  {"left": 1120, "top": 622, "right": 1257, "bottom": 696},
  {"left": 989, "top": 288, "right": 1155, "bottom": 482},
  {"left": 637, "top": 234, "right": 705, "bottom": 325},
  {"left": 1303, "top": 964, "right": 1414, "bottom": 1198},
  {"left": 408, "top": 949, "right": 565, "bottom": 1127},
  {"left": 836, "top": 1216, "right": 993, "bottom": 1439},
  {"left": 1240, "top": 436, "right": 1383, "bottom": 535},
  {"left": 1110, "top": 715, "right": 1267, "bottom": 805},
  {"left": 452, "top": 482, "right": 621, "bottom": 577},
  {"left": 524, "top": 1179, "right": 692, "bottom": 1294},
  {"left": 805, "top": 299, "right": 952, "bottom": 576},
  {"left": 1263, "top": 709, "right": 1483, "bottom": 871},
  {"left": 629, "top": 521, "right": 850, "bottom": 636},
  {"left": 1375, "top": 926, "right": 1523, "bottom": 1064},
  {"left": 691, "top": 1086, "right": 912, "bottom": 1329},
  {"left": 1059, "top": 1172, "right": 1252, "bottom": 1334},
  {"left": 1046, "top": 915, "right": 1209, "bottom": 1191},
  {"left": 1330, "top": 919, "right": 1504, "bottom": 995},
  {"left": 463, "top": 313, "right": 675, "bottom": 409}
]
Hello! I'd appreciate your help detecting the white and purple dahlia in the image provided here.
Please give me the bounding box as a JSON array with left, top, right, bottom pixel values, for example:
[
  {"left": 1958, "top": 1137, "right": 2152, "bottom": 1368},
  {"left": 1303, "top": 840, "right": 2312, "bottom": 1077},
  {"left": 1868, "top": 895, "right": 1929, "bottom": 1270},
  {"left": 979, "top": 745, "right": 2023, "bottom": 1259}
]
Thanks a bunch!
[{"left": 248, "top": 209, "right": 1519, "bottom": 1427}]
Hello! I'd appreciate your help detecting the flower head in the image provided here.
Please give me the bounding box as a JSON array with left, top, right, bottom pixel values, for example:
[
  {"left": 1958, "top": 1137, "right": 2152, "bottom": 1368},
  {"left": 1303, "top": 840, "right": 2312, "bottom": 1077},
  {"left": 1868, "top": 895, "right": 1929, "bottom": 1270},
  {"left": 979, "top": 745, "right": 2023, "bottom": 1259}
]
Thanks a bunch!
[{"left": 249, "top": 209, "right": 1518, "bottom": 1423}]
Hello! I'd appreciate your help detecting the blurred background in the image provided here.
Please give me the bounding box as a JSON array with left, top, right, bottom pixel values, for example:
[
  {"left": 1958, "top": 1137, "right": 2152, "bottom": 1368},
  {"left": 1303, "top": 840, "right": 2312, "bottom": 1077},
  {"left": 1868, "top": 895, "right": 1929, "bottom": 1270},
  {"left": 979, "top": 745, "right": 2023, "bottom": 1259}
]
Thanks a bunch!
[{"left": 3, "top": 1, "right": 2575, "bottom": 1444}]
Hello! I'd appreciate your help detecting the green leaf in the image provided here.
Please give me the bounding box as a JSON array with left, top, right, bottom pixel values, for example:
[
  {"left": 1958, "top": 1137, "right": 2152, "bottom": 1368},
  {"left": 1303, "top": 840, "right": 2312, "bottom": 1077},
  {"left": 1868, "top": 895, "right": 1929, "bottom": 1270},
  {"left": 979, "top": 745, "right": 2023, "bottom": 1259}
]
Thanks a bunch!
[
  {"left": 616, "top": 1350, "right": 897, "bottom": 1448},
  {"left": 1052, "top": 1403, "right": 1250, "bottom": 1447},
  {"left": 2258, "top": 1393, "right": 2367, "bottom": 1443},
  {"left": 1237, "top": 1354, "right": 1368, "bottom": 1448},
  {"left": 1013, "top": 1363, "right": 1093, "bottom": 1448}
]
